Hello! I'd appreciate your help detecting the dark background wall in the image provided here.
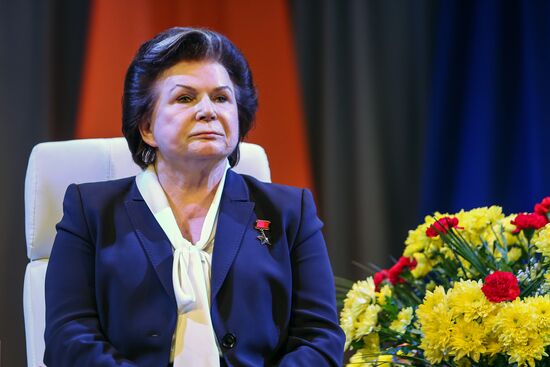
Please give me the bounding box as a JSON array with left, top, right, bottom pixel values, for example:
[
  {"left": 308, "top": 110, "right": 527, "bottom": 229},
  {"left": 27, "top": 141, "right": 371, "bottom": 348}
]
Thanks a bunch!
[
  {"left": 2, "top": 1, "right": 549, "bottom": 366},
  {"left": 290, "top": 0, "right": 550, "bottom": 278},
  {"left": 1, "top": 1, "right": 48, "bottom": 365},
  {"left": 0, "top": 1, "right": 89, "bottom": 366},
  {"left": 291, "top": 0, "right": 439, "bottom": 275}
]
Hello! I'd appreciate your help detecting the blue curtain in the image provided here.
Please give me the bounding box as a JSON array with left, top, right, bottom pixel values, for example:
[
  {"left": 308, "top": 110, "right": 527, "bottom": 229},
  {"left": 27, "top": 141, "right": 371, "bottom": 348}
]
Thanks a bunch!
[{"left": 421, "top": 0, "right": 550, "bottom": 216}]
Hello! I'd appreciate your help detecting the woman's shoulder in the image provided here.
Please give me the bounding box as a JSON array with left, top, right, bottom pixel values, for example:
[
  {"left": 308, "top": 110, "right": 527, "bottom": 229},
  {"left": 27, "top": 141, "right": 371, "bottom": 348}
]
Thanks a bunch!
[
  {"left": 75, "top": 175, "right": 136, "bottom": 193},
  {"left": 232, "top": 171, "right": 317, "bottom": 216},
  {"left": 237, "top": 172, "right": 307, "bottom": 199},
  {"left": 65, "top": 175, "right": 137, "bottom": 207}
]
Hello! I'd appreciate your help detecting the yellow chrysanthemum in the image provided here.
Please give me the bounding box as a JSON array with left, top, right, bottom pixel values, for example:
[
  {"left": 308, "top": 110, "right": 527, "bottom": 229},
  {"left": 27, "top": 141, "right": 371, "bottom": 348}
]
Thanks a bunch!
[
  {"left": 455, "top": 206, "right": 504, "bottom": 246},
  {"left": 495, "top": 299, "right": 548, "bottom": 367},
  {"left": 507, "top": 246, "right": 523, "bottom": 263},
  {"left": 487, "top": 214, "right": 522, "bottom": 250},
  {"left": 447, "top": 280, "right": 494, "bottom": 322},
  {"left": 507, "top": 334, "right": 548, "bottom": 367},
  {"left": 500, "top": 213, "right": 523, "bottom": 247},
  {"left": 495, "top": 299, "right": 536, "bottom": 347},
  {"left": 525, "top": 295, "right": 550, "bottom": 338},
  {"left": 420, "top": 332, "right": 451, "bottom": 364},
  {"left": 376, "top": 285, "right": 392, "bottom": 306},
  {"left": 405, "top": 212, "right": 454, "bottom": 255},
  {"left": 449, "top": 318, "right": 487, "bottom": 362},
  {"left": 440, "top": 245, "right": 455, "bottom": 260},
  {"left": 403, "top": 221, "right": 433, "bottom": 257},
  {"left": 341, "top": 277, "right": 378, "bottom": 349},
  {"left": 354, "top": 304, "right": 382, "bottom": 338},
  {"left": 343, "top": 278, "right": 377, "bottom": 317},
  {"left": 346, "top": 334, "right": 380, "bottom": 366},
  {"left": 410, "top": 252, "right": 432, "bottom": 278},
  {"left": 457, "top": 207, "right": 499, "bottom": 247},
  {"left": 417, "top": 287, "right": 453, "bottom": 364},
  {"left": 533, "top": 224, "right": 550, "bottom": 259},
  {"left": 485, "top": 334, "right": 503, "bottom": 357},
  {"left": 482, "top": 213, "right": 529, "bottom": 264},
  {"left": 417, "top": 286, "right": 446, "bottom": 316},
  {"left": 340, "top": 307, "right": 355, "bottom": 349},
  {"left": 362, "top": 333, "right": 380, "bottom": 354},
  {"left": 389, "top": 307, "right": 413, "bottom": 334},
  {"left": 425, "top": 280, "right": 436, "bottom": 291},
  {"left": 483, "top": 307, "right": 504, "bottom": 356}
]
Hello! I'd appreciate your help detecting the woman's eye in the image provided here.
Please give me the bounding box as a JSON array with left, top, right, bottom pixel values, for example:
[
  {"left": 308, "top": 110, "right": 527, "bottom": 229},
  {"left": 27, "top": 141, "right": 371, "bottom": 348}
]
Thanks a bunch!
[
  {"left": 214, "top": 95, "right": 228, "bottom": 103},
  {"left": 177, "top": 95, "right": 193, "bottom": 103}
]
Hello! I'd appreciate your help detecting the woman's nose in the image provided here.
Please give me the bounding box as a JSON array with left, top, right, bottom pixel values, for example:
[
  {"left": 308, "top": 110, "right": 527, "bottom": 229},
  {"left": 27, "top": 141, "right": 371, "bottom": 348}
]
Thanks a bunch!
[{"left": 195, "top": 97, "right": 217, "bottom": 122}]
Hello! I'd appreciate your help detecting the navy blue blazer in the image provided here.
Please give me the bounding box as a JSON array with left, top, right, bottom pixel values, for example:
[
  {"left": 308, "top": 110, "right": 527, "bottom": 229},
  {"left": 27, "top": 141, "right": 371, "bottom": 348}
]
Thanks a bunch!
[{"left": 44, "top": 170, "right": 345, "bottom": 366}]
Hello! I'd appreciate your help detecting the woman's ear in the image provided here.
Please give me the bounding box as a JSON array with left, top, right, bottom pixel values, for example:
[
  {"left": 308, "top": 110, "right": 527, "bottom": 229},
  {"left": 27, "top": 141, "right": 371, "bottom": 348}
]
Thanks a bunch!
[{"left": 139, "top": 119, "right": 157, "bottom": 148}]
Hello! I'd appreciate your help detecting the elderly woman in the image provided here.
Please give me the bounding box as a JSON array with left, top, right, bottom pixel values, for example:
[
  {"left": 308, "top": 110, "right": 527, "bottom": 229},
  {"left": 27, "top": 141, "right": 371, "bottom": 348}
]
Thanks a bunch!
[{"left": 44, "top": 27, "right": 344, "bottom": 366}]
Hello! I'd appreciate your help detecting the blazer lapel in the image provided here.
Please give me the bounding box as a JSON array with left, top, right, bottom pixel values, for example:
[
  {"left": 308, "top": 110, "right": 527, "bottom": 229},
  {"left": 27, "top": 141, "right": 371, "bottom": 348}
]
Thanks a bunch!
[
  {"left": 211, "top": 170, "right": 255, "bottom": 300},
  {"left": 124, "top": 181, "right": 176, "bottom": 304}
]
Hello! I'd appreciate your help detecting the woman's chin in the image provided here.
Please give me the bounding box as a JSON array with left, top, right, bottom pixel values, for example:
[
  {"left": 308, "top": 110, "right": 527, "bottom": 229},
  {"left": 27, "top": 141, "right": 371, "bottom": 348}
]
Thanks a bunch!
[
  {"left": 185, "top": 146, "right": 231, "bottom": 162},
  {"left": 187, "top": 140, "right": 234, "bottom": 158}
]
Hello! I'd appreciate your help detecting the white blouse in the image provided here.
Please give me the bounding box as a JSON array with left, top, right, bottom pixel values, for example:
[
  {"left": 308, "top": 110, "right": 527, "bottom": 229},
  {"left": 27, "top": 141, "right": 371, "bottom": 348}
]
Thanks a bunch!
[{"left": 135, "top": 164, "right": 229, "bottom": 367}]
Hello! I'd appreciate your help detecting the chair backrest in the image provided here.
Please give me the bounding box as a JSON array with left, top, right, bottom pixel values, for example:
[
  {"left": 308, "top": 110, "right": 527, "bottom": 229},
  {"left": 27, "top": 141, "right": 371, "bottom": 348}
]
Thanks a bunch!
[{"left": 23, "top": 137, "right": 271, "bottom": 367}]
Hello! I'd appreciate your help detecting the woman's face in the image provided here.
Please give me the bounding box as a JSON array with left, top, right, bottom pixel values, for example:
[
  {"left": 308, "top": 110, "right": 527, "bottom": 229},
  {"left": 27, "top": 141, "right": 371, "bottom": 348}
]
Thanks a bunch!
[{"left": 140, "top": 60, "right": 239, "bottom": 167}]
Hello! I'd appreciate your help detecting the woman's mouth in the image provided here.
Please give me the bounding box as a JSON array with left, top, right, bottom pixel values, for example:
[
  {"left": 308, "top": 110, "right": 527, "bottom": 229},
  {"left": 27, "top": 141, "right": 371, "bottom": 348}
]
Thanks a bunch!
[{"left": 189, "top": 131, "right": 223, "bottom": 139}]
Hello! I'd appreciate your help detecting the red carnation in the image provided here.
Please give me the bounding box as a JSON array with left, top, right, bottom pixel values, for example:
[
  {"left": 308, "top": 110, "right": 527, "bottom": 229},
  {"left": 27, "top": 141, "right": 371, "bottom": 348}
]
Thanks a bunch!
[
  {"left": 511, "top": 212, "right": 548, "bottom": 234},
  {"left": 392, "top": 256, "right": 417, "bottom": 272},
  {"left": 374, "top": 270, "right": 389, "bottom": 290},
  {"left": 387, "top": 257, "right": 417, "bottom": 285},
  {"left": 534, "top": 196, "right": 550, "bottom": 217},
  {"left": 426, "top": 216, "right": 461, "bottom": 238},
  {"left": 373, "top": 257, "right": 417, "bottom": 290},
  {"left": 388, "top": 267, "right": 405, "bottom": 285},
  {"left": 481, "top": 271, "right": 520, "bottom": 302}
]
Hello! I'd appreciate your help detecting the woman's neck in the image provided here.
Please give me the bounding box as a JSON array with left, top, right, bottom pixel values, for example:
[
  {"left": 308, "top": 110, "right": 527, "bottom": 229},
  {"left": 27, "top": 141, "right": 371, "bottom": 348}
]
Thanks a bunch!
[
  {"left": 153, "top": 157, "right": 227, "bottom": 244},
  {"left": 155, "top": 158, "right": 226, "bottom": 198}
]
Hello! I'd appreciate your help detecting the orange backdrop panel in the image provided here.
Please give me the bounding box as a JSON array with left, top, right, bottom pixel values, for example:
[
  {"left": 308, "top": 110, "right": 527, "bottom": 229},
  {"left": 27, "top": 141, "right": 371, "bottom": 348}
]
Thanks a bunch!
[{"left": 76, "top": 0, "right": 312, "bottom": 189}]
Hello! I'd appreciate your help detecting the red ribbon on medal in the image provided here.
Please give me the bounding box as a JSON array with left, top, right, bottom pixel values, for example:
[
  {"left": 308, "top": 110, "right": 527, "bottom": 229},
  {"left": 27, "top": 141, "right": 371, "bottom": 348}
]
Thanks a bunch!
[{"left": 255, "top": 219, "right": 271, "bottom": 245}]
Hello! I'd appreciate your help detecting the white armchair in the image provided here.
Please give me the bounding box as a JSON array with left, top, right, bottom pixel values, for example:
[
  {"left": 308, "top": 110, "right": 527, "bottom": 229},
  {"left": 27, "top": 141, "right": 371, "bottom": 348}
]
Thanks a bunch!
[{"left": 23, "top": 137, "right": 270, "bottom": 367}]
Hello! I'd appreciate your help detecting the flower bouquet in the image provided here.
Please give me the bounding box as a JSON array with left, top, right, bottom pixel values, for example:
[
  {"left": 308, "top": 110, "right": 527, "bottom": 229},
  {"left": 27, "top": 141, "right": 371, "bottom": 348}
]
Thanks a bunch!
[{"left": 339, "top": 197, "right": 550, "bottom": 366}]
